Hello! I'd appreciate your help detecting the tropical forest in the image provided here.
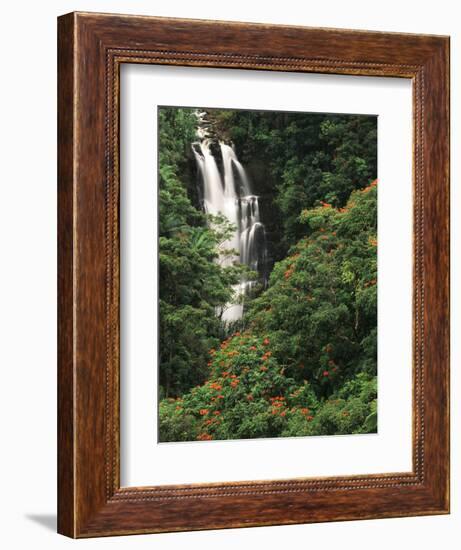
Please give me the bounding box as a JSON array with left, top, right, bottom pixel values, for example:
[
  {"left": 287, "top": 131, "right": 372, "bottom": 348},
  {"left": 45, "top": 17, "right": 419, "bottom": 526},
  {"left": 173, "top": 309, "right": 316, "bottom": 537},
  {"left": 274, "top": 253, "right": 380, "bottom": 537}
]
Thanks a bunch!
[{"left": 158, "top": 106, "right": 378, "bottom": 442}]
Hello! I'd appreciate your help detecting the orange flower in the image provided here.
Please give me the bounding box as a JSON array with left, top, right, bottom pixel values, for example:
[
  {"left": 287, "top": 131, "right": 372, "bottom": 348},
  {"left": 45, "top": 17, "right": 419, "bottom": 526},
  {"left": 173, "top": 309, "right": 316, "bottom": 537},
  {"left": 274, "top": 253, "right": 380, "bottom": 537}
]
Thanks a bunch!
[
  {"left": 197, "top": 433, "right": 213, "bottom": 441},
  {"left": 230, "top": 380, "right": 239, "bottom": 388},
  {"left": 362, "top": 179, "right": 378, "bottom": 193},
  {"left": 247, "top": 394, "right": 254, "bottom": 401},
  {"left": 263, "top": 338, "right": 270, "bottom": 346},
  {"left": 213, "top": 410, "right": 221, "bottom": 416},
  {"left": 249, "top": 346, "right": 257, "bottom": 351},
  {"left": 199, "top": 409, "right": 209, "bottom": 416},
  {"left": 322, "top": 370, "right": 329, "bottom": 377},
  {"left": 260, "top": 366, "right": 268, "bottom": 372}
]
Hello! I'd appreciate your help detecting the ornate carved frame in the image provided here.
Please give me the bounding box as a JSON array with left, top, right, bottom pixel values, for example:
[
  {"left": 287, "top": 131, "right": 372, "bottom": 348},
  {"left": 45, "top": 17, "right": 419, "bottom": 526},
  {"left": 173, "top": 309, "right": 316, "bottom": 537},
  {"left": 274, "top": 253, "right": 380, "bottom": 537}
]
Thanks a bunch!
[{"left": 58, "top": 12, "right": 450, "bottom": 537}]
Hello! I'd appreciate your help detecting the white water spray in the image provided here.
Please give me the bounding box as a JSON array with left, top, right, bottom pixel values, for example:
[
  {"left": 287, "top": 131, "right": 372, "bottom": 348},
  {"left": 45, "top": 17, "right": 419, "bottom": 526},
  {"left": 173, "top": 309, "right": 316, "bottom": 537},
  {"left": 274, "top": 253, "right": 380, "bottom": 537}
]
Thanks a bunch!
[{"left": 192, "top": 137, "right": 268, "bottom": 322}]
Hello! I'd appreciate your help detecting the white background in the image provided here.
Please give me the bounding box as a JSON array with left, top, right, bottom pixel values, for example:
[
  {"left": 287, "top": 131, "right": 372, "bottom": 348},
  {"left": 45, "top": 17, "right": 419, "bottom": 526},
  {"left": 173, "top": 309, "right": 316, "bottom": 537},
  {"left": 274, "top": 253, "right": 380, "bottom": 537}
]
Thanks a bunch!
[
  {"left": 121, "top": 66, "right": 413, "bottom": 486},
  {"left": 0, "top": 0, "right": 458, "bottom": 548}
]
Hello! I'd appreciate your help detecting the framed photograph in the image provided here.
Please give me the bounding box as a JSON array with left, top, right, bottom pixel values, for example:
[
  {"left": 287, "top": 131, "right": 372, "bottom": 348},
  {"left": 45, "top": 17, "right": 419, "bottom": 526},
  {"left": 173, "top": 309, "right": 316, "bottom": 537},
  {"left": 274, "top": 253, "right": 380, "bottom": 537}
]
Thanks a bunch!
[{"left": 58, "top": 12, "right": 450, "bottom": 537}]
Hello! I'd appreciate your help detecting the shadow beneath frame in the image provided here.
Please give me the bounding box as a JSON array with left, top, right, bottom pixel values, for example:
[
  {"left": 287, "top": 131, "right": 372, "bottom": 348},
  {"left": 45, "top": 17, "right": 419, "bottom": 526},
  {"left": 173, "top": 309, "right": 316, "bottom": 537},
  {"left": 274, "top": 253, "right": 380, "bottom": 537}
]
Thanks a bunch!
[{"left": 25, "top": 514, "right": 57, "bottom": 532}]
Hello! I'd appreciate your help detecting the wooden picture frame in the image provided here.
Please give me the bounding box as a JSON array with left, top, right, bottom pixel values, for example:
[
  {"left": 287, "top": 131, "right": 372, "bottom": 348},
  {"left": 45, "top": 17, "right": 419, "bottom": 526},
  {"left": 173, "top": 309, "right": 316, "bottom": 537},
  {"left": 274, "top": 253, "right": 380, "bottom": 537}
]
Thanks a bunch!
[{"left": 57, "top": 11, "right": 450, "bottom": 538}]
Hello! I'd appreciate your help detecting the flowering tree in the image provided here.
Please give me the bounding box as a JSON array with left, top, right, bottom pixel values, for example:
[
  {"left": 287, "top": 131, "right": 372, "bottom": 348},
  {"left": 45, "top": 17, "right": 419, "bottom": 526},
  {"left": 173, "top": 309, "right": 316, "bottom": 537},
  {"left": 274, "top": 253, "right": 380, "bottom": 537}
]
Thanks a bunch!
[{"left": 159, "top": 183, "right": 377, "bottom": 441}]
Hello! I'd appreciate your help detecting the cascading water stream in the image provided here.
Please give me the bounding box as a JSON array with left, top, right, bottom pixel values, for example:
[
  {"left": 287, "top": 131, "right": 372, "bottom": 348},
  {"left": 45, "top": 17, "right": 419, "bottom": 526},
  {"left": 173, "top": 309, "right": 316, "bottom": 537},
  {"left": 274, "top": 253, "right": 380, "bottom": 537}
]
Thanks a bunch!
[{"left": 192, "top": 137, "right": 268, "bottom": 322}]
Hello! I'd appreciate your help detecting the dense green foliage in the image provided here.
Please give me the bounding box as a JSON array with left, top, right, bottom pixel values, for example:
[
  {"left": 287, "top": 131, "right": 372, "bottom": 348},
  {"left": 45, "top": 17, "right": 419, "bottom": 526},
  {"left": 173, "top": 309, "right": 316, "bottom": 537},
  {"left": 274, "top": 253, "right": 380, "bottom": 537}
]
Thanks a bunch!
[
  {"left": 158, "top": 107, "right": 377, "bottom": 440},
  {"left": 248, "top": 182, "right": 378, "bottom": 397},
  {"left": 159, "top": 333, "right": 377, "bottom": 442}
]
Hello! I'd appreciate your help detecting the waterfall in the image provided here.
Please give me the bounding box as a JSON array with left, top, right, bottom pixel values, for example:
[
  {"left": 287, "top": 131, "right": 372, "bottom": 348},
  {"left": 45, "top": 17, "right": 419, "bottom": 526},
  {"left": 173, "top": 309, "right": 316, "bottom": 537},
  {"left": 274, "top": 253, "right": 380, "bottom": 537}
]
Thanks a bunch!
[{"left": 192, "top": 138, "right": 268, "bottom": 322}]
